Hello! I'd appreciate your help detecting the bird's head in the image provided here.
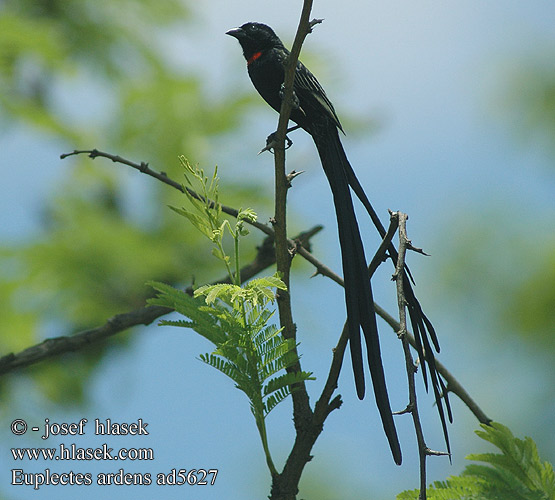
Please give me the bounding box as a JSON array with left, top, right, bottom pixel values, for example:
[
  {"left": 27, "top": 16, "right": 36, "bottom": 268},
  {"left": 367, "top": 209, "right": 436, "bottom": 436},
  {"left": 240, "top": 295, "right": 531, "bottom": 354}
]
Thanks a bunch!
[{"left": 226, "top": 22, "right": 283, "bottom": 60}]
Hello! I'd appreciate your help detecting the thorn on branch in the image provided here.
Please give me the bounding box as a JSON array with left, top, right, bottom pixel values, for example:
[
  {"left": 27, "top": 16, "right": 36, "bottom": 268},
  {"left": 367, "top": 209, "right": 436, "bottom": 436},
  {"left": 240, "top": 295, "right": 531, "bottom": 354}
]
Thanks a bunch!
[
  {"left": 425, "top": 448, "right": 451, "bottom": 458},
  {"left": 286, "top": 169, "right": 305, "bottom": 187},
  {"left": 328, "top": 394, "right": 342, "bottom": 412},
  {"left": 308, "top": 18, "right": 324, "bottom": 32},
  {"left": 407, "top": 242, "right": 429, "bottom": 256},
  {"left": 393, "top": 403, "right": 414, "bottom": 416}
]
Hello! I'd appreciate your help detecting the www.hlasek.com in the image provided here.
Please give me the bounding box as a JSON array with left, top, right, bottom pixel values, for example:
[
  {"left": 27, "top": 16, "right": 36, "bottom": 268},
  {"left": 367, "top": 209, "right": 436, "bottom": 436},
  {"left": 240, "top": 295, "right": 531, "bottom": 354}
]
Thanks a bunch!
[{"left": 10, "top": 417, "right": 218, "bottom": 490}]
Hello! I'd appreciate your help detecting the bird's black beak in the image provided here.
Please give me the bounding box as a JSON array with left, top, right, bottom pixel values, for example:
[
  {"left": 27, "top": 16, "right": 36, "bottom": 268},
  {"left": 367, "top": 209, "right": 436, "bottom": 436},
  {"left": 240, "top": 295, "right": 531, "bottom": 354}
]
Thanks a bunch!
[{"left": 225, "top": 27, "right": 244, "bottom": 39}]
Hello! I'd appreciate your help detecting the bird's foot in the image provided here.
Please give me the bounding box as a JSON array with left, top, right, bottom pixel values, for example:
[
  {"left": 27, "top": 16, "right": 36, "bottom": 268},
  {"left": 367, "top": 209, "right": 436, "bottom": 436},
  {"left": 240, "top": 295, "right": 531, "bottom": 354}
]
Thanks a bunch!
[{"left": 258, "top": 131, "right": 293, "bottom": 155}]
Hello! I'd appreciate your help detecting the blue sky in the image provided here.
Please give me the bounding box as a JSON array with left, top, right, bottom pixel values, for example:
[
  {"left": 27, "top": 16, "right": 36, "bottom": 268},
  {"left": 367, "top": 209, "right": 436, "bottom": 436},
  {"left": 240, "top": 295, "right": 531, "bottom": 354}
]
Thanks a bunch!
[{"left": 2, "top": 1, "right": 554, "bottom": 499}]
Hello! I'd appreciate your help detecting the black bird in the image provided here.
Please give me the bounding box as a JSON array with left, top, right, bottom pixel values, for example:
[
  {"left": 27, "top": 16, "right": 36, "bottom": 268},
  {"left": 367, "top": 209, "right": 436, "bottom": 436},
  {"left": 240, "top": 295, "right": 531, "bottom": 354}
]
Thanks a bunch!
[{"left": 227, "top": 22, "right": 451, "bottom": 465}]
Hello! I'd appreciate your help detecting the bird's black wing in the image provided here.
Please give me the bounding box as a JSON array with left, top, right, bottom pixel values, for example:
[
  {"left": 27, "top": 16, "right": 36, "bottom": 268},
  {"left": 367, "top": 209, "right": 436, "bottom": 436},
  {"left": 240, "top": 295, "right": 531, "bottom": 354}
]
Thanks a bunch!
[{"left": 293, "top": 61, "right": 344, "bottom": 132}]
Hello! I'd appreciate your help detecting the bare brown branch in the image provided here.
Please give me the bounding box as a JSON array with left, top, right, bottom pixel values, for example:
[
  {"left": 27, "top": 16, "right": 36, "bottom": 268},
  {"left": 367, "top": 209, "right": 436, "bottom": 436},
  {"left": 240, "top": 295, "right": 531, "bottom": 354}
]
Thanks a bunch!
[
  {"left": 393, "top": 211, "right": 429, "bottom": 499},
  {"left": 268, "top": 4, "right": 318, "bottom": 499},
  {"left": 61, "top": 149, "right": 274, "bottom": 237}
]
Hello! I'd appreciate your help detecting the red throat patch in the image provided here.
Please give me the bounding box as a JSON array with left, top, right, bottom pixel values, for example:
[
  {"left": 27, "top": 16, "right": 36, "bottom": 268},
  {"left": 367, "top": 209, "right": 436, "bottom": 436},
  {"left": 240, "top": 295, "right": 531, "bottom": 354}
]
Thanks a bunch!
[{"left": 247, "top": 51, "right": 262, "bottom": 66}]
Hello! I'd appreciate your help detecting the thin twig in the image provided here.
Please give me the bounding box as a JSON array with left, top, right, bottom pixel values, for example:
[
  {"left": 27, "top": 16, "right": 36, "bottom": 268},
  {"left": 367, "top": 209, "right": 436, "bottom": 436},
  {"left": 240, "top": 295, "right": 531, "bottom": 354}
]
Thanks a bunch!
[
  {"left": 0, "top": 305, "right": 171, "bottom": 376},
  {"left": 60, "top": 149, "right": 274, "bottom": 236},
  {"left": 368, "top": 209, "right": 400, "bottom": 277},
  {"left": 393, "top": 211, "right": 429, "bottom": 499}
]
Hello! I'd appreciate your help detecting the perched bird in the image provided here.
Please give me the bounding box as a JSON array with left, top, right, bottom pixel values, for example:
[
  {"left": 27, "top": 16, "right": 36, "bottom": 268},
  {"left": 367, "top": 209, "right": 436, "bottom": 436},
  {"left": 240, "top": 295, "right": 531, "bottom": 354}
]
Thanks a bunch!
[{"left": 227, "top": 22, "right": 451, "bottom": 465}]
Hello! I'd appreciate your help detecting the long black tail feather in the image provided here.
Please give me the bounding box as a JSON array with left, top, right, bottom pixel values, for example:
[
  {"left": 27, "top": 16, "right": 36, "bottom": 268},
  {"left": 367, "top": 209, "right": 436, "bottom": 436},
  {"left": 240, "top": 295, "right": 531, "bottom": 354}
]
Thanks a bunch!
[
  {"left": 311, "top": 120, "right": 402, "bottom": 465},
  {"left": 341, "top": 145, "right": 452, "bottom": 456}
]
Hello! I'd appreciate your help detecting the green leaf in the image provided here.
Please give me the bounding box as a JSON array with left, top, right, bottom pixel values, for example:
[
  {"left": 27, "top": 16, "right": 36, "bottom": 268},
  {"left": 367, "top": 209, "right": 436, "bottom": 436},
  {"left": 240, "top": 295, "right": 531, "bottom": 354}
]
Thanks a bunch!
[
  {"left": 248, "top": 275, "right": 287, "bottom": 291},
  {"left": 264, "top": 390, "right": 290, "bottom": 416},
  {"left": 169, "top": 206, "right": 213, "bottom": 238},
  {"left": 398, "top": 422, "right": 555, "bottom": 500},
  {"left": 263, "top": 371, "right": 315, "bottom": 397}
]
